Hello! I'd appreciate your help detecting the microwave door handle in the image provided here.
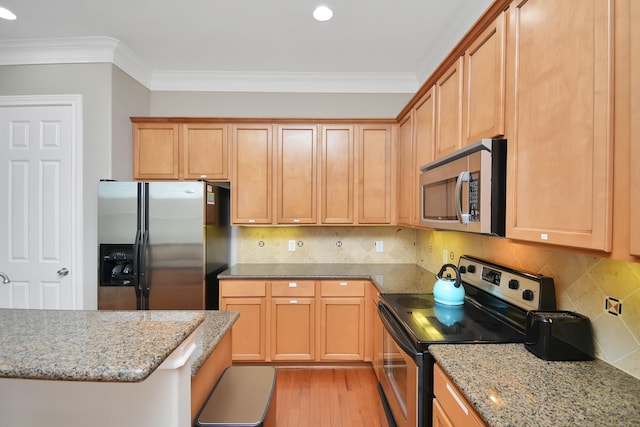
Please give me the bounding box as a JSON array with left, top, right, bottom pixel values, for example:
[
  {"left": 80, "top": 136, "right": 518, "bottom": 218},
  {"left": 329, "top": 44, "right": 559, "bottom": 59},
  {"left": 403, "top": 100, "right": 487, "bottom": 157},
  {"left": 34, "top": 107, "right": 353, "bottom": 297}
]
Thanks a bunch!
[{"left": 455, "top": 171, "right": 471, "bottom": 224}]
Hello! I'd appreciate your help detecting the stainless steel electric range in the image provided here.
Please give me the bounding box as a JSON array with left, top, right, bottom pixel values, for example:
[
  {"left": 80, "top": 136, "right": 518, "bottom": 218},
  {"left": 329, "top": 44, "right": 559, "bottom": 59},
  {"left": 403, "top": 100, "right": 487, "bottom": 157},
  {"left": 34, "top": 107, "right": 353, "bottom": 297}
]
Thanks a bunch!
[{"left": 377, "top": 255, "right": 557, "bottom": 427}]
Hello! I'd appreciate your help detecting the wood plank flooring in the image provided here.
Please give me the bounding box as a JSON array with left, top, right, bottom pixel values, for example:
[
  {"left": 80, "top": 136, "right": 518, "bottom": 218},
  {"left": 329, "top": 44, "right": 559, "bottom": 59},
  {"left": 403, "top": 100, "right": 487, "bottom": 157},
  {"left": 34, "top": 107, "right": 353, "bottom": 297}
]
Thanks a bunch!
[{"left": 275, "top": 366, "right": 390, "bottom": 427}]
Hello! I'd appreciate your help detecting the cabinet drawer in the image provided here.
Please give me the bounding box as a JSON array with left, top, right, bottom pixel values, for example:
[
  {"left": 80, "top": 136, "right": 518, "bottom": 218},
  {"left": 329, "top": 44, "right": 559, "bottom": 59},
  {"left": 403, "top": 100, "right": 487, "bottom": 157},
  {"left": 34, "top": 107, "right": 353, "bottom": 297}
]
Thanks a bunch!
[
  {"left": 220, "top": 280, "right": 266, "bottom": 297},
  {"left": 321, "top": 280, "right": 365, "bottom": 297},
  {"left": 271, "top": 280, "right": 315, "bottom": 297},
  {"left": 433, "top": 363, "right": 486, "bottom": 427}
]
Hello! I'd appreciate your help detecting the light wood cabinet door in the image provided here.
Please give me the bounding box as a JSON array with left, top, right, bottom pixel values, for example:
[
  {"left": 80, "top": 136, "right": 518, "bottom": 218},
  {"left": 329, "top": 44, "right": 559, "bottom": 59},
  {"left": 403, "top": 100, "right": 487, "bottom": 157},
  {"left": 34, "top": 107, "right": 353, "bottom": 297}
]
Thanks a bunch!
[
  {"left": 231, "top": 124, "right": 273, "bottom": 224},
  {"left": 397, "top": 111, "right": 414, "bottom": 226},
  {"left": 219, "top": 297, "right": 266, "bottom": 361},
  {"left": 319, "top": 298, "right": 365, "bottom": 360},
  {"left": 435, "top": 57, "right": 463, "bottom": 159},
  {"left": 219, "top": 280, "right": 266, "bottom": 361},
  {"left": 275, "top": 125, "right": 317, "bottom": 224},
  {"left": 630, "top": 0, "right": 640, "bottom": 256},
  {"left": 133, "top": 122, "right": 180, "bottom": 180},
  {"left": 181, "top": 123, "right": 228, "bottom": 180},
  {"left": 505, "top": 0, "right": 613, "bottom": 251},
  {"left": 462, "top": 11, "right": 506, "bottom": 144},
  {"left": 357, "top": 124, "right": 395, "bottom": 224},
  {"left": 320, "top": 124, "right": 355, "bottom": 224},
  {"left": 271, "top": 297, "right": 315, "bottom": 361},
  {"left": 413, "top": 88, "right": 436, "bottom": 226}
]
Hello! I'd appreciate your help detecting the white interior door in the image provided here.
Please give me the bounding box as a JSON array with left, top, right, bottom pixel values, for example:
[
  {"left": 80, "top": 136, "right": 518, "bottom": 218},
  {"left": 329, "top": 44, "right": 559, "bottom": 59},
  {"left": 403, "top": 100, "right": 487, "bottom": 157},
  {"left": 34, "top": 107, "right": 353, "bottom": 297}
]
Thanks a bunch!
[{"left": 0, "top": 95, "right": 83, "bottom": 309}]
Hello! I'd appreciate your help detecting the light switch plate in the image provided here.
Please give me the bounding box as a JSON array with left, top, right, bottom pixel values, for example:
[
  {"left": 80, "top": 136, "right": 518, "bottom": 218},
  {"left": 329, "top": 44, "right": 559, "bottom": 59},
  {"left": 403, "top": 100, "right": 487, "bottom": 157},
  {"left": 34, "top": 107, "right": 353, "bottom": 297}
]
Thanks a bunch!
[
  {"left": 375, "top": 241, "right": 384, "bottom": 252},
  {"left": 288, "top": 240, "right": 296, "bottom": 252}
]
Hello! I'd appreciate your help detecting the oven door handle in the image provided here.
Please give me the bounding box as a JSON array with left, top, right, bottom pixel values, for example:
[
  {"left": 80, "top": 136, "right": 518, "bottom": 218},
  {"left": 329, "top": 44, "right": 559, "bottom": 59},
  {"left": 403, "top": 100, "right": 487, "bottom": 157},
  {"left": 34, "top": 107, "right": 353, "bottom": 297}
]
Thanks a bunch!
[{"left": 378, "top": 302, "right": 423, "bottom": 365}]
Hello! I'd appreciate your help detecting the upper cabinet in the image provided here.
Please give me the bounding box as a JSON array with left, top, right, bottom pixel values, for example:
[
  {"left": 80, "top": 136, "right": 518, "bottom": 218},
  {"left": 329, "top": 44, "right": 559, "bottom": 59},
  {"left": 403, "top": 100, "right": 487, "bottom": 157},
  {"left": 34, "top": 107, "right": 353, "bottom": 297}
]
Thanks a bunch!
[
  {"left": 357, "top": 124, "right": 395, "bottom": 224},
  {"left": 319, "top": 124, "right": 355, "bottom": 224},
  {"left": 434, "top": 57, "right": 463, "bottom": 159},
  {"left": 132, "top": 120, "right": 229, "bottom": 181},
  {"left": 275, "top": 125, "right": 318, "bottom": 224},
  {"left": 181, "top": 124, "right": 228, "bottom": 180},
  {"left": 133, "top": 122, "right": 180, "bottom": 180},
  {"left": 231, "top": 124, "right": 273, "bottom": 225},
  {"left": 412, "top": 88, "right": 436, "bottom": 226},
  {"left": 630, "top": 0, "right": 640, "bottom": 256},
  {"left": 505, "top": 0, "right": 613, "bottom": 251},
  {"left": 462, "top": 11, "right": 506, "bottom": 144},
  {"left": 397, "top": 112, "right": 414, "bottom": 226}
]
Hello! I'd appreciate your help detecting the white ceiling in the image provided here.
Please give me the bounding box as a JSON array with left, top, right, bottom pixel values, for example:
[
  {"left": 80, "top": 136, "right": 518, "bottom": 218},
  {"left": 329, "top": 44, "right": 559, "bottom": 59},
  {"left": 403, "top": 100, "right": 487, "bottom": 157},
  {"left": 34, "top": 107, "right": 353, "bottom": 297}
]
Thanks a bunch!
[{"left": 0, "top": 0, "right": 493, "bottom": 93}]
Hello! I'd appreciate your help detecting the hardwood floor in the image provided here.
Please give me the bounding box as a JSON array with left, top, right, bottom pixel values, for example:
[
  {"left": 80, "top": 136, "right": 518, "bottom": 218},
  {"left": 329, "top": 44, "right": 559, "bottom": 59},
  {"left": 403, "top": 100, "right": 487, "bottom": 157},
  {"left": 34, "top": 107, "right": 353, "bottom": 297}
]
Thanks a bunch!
[{"left": 275, "top": 366, "right": 390, "bottom": 427}]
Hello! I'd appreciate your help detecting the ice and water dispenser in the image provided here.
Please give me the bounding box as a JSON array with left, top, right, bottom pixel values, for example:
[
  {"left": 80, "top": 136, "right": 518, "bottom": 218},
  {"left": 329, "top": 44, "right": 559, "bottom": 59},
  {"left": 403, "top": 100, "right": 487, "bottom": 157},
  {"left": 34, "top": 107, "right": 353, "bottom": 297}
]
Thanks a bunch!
[{"left": 99, "top": 244, "right": 135, "bottom": 286}]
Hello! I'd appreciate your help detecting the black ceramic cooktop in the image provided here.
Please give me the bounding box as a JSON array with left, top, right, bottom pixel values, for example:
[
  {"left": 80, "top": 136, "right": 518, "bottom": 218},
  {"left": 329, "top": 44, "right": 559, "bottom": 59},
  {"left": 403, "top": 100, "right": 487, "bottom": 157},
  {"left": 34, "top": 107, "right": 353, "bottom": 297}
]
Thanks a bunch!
[{"left": 379, "top": 293, "right": 524, "bottom": 351}]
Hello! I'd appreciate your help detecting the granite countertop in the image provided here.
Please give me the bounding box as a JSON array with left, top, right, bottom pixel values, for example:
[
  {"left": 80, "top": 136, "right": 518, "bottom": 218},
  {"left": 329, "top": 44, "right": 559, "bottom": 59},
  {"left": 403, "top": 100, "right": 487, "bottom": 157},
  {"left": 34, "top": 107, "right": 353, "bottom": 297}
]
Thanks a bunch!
[
  {"left": 189, "top": 310, "right": 239, "bottom": 377},
  {"left": 429, "top": 344, "right": 640, "bottom": 427},
  {"left": 219, "top": 263, "right": 437, "bottom": 294},
  {"left": 0, "top": 309, "right": 205, "bottom": 382}
]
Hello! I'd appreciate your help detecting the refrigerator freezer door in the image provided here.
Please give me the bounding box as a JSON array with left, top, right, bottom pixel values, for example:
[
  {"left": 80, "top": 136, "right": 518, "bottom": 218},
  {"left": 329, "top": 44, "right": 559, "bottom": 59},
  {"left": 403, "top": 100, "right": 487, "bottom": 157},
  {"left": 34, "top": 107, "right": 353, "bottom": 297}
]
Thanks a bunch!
[{"left": 146, "top": 182, "right": 206, "bottom": 309}]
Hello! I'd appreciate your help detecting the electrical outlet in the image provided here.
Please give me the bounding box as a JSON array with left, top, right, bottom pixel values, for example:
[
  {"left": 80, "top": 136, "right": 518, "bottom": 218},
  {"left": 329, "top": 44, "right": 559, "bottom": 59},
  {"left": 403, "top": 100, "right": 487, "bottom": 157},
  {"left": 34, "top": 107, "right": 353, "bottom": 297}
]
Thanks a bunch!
[
  {"left": 375, "top": 241, "right": 384, "bottom": 253},
  {"left": 288, "top": 240, "right": 296, "bottom": 252}
]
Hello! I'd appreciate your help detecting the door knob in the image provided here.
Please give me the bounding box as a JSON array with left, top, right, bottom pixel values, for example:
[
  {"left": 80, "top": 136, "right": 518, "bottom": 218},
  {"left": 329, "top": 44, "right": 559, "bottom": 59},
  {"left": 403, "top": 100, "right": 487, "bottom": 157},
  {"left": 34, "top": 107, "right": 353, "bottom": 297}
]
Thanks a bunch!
[
  {"left": 0, "top": 272, "right": 10, "bottom": 284},
  {"left": 57, "top": 268, "right": 69, "bottom": 276}
]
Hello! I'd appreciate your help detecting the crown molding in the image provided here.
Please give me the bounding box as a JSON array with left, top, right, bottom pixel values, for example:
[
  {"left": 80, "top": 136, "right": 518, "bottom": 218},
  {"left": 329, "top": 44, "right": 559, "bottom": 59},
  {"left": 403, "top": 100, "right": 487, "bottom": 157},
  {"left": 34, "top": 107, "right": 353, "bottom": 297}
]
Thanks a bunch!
[
  {"left": 150, "top": 70, "right": 419, "bottom": 94},
  {"left": 0, "top": 36, "right": 419, "bottom": 93}
]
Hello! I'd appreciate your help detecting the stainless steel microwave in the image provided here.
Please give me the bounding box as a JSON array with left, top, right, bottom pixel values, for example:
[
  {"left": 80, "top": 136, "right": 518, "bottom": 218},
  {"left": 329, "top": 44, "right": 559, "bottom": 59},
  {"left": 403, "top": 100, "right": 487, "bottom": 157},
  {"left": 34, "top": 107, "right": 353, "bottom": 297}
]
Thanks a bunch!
[{"left": 419, "top": 139, "right": 507, "bottom": 236}]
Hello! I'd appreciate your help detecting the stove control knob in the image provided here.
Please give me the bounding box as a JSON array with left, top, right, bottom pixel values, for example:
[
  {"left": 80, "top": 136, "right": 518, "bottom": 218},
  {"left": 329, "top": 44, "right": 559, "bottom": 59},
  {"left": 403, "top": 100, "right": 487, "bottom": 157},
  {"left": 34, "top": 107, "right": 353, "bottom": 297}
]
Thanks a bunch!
[
  {"left": 508, "top": 279, "right": 520, "bottom": 290},
  {"left": 467, "top": 265, "right": 476, "bottom": 274},
  {"left": 522, "top": 289, "right": 535, "bottom": 301},
  {"left": 459, "top": 266, "right": 467, "bottom": 274}
]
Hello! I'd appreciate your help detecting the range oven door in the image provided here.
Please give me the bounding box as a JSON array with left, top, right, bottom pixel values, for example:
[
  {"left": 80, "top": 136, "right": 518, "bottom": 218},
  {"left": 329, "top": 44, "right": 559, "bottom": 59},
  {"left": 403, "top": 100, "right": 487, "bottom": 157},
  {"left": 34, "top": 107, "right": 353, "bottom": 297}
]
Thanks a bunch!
[{"left": 377, "top": 302, "right": 421, "bottom": 427}]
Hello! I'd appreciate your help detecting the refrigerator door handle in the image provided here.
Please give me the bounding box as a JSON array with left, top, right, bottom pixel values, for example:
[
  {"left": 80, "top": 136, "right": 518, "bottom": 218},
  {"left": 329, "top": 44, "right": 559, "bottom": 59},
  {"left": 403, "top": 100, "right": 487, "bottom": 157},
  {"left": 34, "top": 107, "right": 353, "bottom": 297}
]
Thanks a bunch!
[
  {"left": 134, "top": 229, "right": 143, "bottom": 309},
  {"left": 140, "top": 229, "right": 150, "bottom": 310}
]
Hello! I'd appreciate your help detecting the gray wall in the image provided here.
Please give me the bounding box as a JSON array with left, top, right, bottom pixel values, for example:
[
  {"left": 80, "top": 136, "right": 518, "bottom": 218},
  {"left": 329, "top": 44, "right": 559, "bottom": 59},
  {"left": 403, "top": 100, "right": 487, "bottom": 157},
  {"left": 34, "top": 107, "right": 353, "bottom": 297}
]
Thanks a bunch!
[
  {"left": 150, "top": 91, "right": 411, "bottom": 118},
  {"left": 0, "top": 63, "right": 150, "bottom": 309}
]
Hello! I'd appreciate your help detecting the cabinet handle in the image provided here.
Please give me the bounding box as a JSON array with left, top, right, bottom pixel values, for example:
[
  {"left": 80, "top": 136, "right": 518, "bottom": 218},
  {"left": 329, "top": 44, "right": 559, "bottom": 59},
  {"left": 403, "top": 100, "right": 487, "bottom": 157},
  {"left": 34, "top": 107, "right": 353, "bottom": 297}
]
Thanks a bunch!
[
  {"left": 339, "top": 282, "right": 348, "bottom": 286},
  {"left": 446, "top": 382, "right": 469, "bottom": 415},
  {"left": 290, "top": 300, "right": 298, "bottom": 304},
  {"left": 289, "top": 282, "right": 297, "bottom": 287}
]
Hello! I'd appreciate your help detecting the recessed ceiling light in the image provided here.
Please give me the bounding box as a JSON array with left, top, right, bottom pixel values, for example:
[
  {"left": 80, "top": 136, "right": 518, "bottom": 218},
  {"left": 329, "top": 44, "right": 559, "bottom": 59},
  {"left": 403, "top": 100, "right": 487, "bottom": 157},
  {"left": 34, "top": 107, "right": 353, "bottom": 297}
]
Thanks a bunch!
[
  {"left": 313, "top": 5, "right": 333, "bottom": 22},
  {"left": 0, "top": 7, "right": 16, "bottom": 20}
]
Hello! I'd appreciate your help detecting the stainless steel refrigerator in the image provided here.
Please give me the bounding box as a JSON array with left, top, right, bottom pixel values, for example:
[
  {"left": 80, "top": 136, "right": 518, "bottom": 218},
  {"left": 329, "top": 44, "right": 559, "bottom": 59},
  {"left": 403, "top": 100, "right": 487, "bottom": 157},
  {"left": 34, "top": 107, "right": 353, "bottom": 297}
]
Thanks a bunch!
[{"left": 97, "top": 181, "right": 230, "bottom": 310}]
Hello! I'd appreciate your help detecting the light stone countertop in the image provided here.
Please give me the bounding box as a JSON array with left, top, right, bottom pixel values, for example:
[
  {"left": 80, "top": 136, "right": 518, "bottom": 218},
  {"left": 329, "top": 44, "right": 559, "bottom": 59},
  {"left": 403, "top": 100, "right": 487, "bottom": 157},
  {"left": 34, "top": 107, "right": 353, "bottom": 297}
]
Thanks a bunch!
[
  {"left": 189, "top": 309, "right": 239, "bottom": 377},
  {"left": 0, "top": 309, "right": 206, "bottom": 382},
  {"left": 219, "top": 263, "right": 437, "bottom": 294},
  {"left": 429, "top": 343, "right": 640, "bottom": 427}
]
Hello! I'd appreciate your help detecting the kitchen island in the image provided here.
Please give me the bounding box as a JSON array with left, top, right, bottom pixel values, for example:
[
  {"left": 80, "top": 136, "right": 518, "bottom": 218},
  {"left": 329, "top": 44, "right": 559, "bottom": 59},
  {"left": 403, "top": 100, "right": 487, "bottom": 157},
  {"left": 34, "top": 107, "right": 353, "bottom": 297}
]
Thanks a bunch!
[
  {"left": 430, "top": 343, "right": 640, "bottom": 427},
  {"left": 0, "top": 309, "right": 238, "bottom": 427}
]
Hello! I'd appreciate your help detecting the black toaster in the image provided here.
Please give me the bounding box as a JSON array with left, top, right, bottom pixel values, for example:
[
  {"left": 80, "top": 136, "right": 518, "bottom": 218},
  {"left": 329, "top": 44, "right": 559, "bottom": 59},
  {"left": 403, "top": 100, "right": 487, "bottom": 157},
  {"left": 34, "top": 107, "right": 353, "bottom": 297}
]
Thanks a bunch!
[{"left": 525, "top": 311, "right": 595, "bottom": 361}]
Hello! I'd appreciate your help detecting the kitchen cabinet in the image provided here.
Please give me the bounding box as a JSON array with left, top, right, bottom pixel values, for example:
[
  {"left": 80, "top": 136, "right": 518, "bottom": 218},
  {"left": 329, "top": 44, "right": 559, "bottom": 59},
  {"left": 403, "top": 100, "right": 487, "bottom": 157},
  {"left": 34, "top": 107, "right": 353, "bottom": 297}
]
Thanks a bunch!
[
  {"left": 270, "top": 280, "right": 315, "bottom": 361},
  {"left": 412, "top": 88, "right": 436, "bottom": 225},
  {"left": 462, "top": 11, "right": 506, "bottom": 144},
  {"left": 133, "top": 122, "right": 180, "bottom": 180},
  {"left": 231, "top": 124, "right": 273, "bottom": 224},
  {"left": 630, "top": 0, "right": 640, "bottom": 256},
  {"left": 320, "top": 124, "right": 355, "bottom": 224},
  {"left": 275, "top": 125, "right": 318, "bottom": 224},
  {"left": 357, "top": 124, "right": 395, "bottom": 224},
  {"left": 219, "top": 280, "right": 267, "bottom": 361},
  {"left": 434, "top": 57, "right": 463, "bottom": 159},
  {"left": 505, "top": 0, "right": 613, "bottom": 251},
  {"left": 319, "top": 281, "right": 365, "bottom": 361},
  {"left": 433, "top": 363, "right": 486, "bottom": 427},
  {"left": 397, "top": 112, "right": 414, "bottom": 226},
  {"left": 132, "top": 121, "right": 229, "bottom": 181},
  {"left": 181, "top": 123, "right": 228, "bottom": 180}
]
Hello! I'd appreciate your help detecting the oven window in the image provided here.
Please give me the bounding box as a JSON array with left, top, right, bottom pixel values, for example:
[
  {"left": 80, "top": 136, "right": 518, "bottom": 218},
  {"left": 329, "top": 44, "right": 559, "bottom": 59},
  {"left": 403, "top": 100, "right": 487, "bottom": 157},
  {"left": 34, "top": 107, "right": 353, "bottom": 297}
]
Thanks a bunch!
[{"left": 383, "top": 327, "right": 408, "bottom": 418}]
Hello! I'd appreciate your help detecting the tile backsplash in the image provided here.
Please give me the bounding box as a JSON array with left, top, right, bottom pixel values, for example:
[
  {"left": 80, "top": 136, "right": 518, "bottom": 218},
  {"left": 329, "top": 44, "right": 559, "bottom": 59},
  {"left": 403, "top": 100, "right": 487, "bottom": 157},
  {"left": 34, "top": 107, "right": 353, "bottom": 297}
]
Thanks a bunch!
[{"left": 236, "top": 226, "right": 640, "bottom": 379}]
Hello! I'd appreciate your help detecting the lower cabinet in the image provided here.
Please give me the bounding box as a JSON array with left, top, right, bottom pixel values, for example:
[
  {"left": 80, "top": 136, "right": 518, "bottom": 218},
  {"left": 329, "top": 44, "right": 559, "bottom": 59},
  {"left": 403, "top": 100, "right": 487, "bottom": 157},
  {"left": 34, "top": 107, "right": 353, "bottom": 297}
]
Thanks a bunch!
[
  {"left": 220, "top": 279, "right": 369, "bottom": 362},
  {"left": 433, "top": 363, "right": 486, "bottom": 427},
  {"left": 319, "top": 281, "right": 365, "bottom": 361},
  {"left": 270, "top": 281, "right": 315, "bottom": 361},
  {"left": 219, "top": 280, "right": 267, "bottom": 361}
]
